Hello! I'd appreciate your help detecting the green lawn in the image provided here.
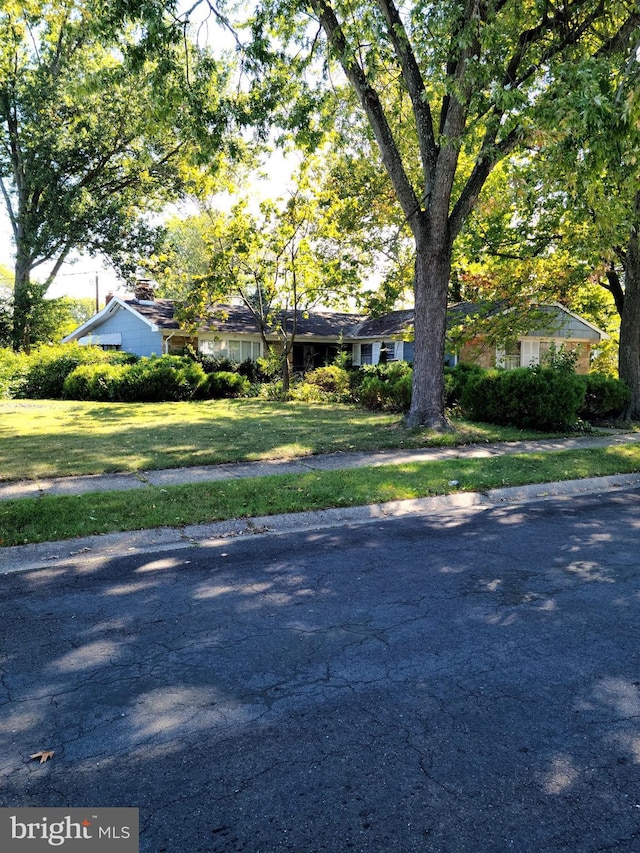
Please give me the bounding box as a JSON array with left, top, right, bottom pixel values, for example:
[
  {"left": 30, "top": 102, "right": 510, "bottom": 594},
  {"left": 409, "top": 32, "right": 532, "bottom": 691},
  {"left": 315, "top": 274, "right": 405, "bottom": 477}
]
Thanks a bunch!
[
  {"left": 0, "top": 398, "right": 559, "bottom": 482},
  {"left": 2, "top": 445, "right": 639, "bottom": 547}
]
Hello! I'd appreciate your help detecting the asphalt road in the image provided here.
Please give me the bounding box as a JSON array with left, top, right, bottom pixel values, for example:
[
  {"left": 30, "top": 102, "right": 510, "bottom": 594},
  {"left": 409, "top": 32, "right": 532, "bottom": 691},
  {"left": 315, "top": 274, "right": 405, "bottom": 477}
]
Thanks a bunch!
[{"left": 2, "top": 490, "right": 640, "bottom": 852}]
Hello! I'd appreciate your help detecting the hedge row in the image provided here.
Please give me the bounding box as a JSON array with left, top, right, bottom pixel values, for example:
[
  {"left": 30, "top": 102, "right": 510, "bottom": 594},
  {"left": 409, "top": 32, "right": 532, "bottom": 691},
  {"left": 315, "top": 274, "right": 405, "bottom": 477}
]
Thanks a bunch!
[
  {"left": 1, "top": 345, "right": 631, "bottom": 427},
  {"left": 0, "top": 345, "right": 249, "bottom": 402},
  {"left": 454, "top": 365, "right": 630, "bottom": 429}
]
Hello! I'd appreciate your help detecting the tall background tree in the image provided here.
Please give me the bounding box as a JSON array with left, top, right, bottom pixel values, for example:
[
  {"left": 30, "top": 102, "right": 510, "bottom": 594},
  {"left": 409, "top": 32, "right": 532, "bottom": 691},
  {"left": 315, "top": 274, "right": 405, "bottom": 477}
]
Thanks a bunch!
[
  {"left": 242, "top": 0, "right": 639, "bottom": 428},
  {"left": 0, "top": 0, "right": 232, "bottom": 350},
  {"left": 532, "top": 49, "right": 640, "bottom": 416}
]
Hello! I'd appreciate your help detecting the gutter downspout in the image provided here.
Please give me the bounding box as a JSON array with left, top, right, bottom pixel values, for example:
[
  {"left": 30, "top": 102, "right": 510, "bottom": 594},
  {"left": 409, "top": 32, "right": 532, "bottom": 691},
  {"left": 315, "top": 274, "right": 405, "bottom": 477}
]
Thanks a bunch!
[{"left": 163, "top": 332, "right": 176, "bottom": 355}]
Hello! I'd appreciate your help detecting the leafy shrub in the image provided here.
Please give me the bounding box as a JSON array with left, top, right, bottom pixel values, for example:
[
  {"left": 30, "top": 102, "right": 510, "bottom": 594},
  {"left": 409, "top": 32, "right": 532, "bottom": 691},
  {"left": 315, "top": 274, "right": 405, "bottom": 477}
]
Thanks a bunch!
[
  {"left": 196, "top": 354, "right": 274, "bottom": 383},
  {"left": 62, "top": 363, "right": 129, "bottom": 401},
  {"left": 294, "top": 364, "right": 351, "bottom": 401},
  {"left": 19, "top": 343, "right": 135, "bottom": 399},
  {"left": 0, "top": 348, "right": 28, "bottom": 398},
  {"left": 578, "top": 373, "right": 631, "bottom": 421},
  {"left": 358, "top": 362, "right": 413, "bottom": 412},
  {"left": 460, "top": 364, "right": 586, "bottom": 430},
  {"left": 63, "top": 356, "right": 214, "bottom": 402},
  {"left": 116, "top": 356, "right": 208, "bottom": 402},
  {"left": 289, "top": 382, "right": 328, "bottom": 403},
  {"left": 198, "top": 355, "right": 237, "bottom": 374},
  {"left": 444, "top": 363, "right": 485, "bottom": 409},
  {"left": 204, "top": 371, "right": 250, "bottom": 399},
  {"left": 257, "top": 379, "right": 289, "bottom": 401}
]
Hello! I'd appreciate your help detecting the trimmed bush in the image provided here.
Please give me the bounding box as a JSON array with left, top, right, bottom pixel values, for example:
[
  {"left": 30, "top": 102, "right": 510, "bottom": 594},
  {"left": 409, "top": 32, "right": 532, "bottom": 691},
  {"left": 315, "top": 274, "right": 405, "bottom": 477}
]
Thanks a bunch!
[
  {"left": 63, "top": 363, "right": 129, "bottom": 401},
  {"left": 20, "top": 343, "right": 135, "bottom": 399},
  {"left": 460, "top": 365, "right": 586, "bottom": 430},
  {"left": 444, "top": 363, "right": 485, "bottom": 409},
  {"left": 0, "top": 348, "right": 28, "bottom": 398},
  {"left": 205, "top": 371, "right": 250, "bottom": 399},
  {"left": 578, "top": 373, "right": 631, "bottom": 421},
  {"left": 116, "top": 356, "right": 208, "bottom": 402}
]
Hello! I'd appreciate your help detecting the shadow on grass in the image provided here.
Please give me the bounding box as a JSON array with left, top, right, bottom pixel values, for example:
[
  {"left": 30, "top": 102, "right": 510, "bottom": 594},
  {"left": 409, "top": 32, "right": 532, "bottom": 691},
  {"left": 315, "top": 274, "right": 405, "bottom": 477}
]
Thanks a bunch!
[{"left": 0, "top": 399, "right": 556, "bottom": 482}]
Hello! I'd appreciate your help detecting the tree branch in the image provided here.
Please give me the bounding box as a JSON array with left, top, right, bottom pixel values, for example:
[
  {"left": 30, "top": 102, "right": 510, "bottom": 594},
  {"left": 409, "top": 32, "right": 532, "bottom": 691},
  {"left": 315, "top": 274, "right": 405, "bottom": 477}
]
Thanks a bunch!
[
  {"left": 308, "top": 0, "right": 422, "bottom": 230},
  {"left": 374, "top": 0, "right": 438, "bottom": 194}
]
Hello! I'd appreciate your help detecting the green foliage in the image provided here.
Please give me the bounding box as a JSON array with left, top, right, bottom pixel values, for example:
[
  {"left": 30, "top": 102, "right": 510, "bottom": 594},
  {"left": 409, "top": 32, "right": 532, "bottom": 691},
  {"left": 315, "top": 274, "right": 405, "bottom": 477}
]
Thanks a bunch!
[
  {"left": 357, "top": 362, "right": 413, "bottom": 412},
  {"left": 444, "top": 363, "right": 485, "bottom": 410},
  {"left": 148, "top": 157, "right": 367, "bottom": 387},
  {"left": 62, "top": 363, "right": 130, "bottom": 402},
  {"left": 0, "top": 348, "right": 28, "bottom": 399},
  {"left": 303, "top": 365, "right": 351, "bottom": 395},
  {"left": 197, "top": 354, "right": 273, "bottom": 384},
  {"left": 59, "top": 353, "right": 209, "bottom": 402},
  {"left": 461, "top": 366, "right": 586, "bottom": 430},
  {"left": 116, "top": 356, "right": 208, "bottom": 402},
  {"left": 290, "top": 365, "right": 352, "bottom": 403},
  {"left": 19, "top": 343, "right": 133, "bottom": 399},
  {"left": 578, "top": 373, "right": 631, "bottom": 421},
  {"left": 204, "top": 371, "right": 250, "bottom": 399},
  {"left": 0, "top": 286, "right": 12, "bottom": 348},
  {"left": 0, "top": 0, "right": 232, "bottom": 350}
]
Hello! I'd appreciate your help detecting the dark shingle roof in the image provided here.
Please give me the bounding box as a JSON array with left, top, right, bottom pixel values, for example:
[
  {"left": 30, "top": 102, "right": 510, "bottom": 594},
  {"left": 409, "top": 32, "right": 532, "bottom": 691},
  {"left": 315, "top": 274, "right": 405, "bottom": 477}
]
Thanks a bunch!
[
  {"left": 125, "top": 299, "right": 180, "bottom": 330},
  {"left": 355, "top": 309, "right": 415, "bottom": 337},
  {"left": 128, "top": 300, "right": 365, "bottom": 338}
]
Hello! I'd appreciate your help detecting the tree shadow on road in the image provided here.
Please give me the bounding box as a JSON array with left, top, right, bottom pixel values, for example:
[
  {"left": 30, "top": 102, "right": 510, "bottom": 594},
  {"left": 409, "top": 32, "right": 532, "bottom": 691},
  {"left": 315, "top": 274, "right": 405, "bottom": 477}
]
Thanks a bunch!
[{"left": 2, "top": 491, "right": 640, "bottom": 851}]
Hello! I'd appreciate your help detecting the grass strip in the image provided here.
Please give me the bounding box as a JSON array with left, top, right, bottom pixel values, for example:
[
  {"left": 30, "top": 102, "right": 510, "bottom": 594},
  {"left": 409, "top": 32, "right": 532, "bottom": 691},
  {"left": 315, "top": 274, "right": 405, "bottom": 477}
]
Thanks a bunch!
[{"left": 1, "top": 445, "right": 639, "bottom": 548}]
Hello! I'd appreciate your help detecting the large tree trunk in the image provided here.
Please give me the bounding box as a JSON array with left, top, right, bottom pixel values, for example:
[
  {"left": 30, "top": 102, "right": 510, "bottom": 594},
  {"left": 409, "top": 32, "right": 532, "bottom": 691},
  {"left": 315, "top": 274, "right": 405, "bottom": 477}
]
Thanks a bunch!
[
  {"left": 12, "top": 252, "right": 33, "bottom": 352},
  {"left": 619, "top": 193, "right": 640, "bottom": 419},
  {"left": 405, "top": 227, "right": 452, "bottom": 430}
]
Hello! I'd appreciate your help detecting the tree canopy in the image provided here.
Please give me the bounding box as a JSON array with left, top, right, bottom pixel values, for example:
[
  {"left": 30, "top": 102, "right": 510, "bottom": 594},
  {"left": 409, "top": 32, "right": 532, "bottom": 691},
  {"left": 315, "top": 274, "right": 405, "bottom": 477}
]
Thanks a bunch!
[
  {"left": 240, "top": 0, "right": 639, "bottom": 426},
  {"left": 0, "top": 0, "right": 233, "bottom": 349}
]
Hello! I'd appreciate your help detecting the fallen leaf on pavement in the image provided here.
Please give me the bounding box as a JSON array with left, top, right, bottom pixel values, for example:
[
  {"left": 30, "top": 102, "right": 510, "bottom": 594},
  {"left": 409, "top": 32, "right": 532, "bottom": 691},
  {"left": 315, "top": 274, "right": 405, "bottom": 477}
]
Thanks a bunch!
[{"left": 30, "top": 750, "right": 54, "bottom": 764}]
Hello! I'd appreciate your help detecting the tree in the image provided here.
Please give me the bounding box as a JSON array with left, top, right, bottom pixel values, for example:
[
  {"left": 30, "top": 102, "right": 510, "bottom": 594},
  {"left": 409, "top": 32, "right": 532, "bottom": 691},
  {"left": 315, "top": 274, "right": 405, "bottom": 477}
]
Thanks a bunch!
[
  {"left": 0, "top": 262, "right": 12, "bottom": 346},
  {"left": 244, "top": 0, "right": 638, "bottom": 428},
  {"left": 479, "top": 46, "right": 640, "bottom": 413},
  {"left": 0, "top": 0, "right": 231, "bottom": 350},
  {"left": 541, "top": 53, "right": 640, "bottom": 417},
  {"left": 149, "top": 162, "right": 363, "bottom": 388},
  {"left": 448, "top": 156, "right": 620, "bottom": 368}
]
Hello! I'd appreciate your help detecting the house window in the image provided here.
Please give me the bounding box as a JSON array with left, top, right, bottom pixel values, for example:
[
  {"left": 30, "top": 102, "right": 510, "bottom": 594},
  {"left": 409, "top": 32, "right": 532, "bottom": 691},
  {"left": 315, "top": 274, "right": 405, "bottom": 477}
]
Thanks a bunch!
[
  {"left": 384, "top": 341, "right": 396, "bottom": 361},
  {"left": 360, "top": 343, "right": 373, "bottom": 365},
  {"left": 204, "top": 339, "right": 262, "bottom": 361},
  {"left": 497, "top": 341, "right": 521, "bottom": 369}
]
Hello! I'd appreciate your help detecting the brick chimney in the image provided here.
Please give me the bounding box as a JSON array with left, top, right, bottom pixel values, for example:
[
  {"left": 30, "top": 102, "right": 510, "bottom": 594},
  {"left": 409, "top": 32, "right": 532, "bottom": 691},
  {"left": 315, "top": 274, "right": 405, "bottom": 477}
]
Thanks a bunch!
[
  {"left": 134, "top": 281, "right": 155, "bottom": 302},
  {"left": 105, "top": 292, "right": 115, "bottom": 306}
]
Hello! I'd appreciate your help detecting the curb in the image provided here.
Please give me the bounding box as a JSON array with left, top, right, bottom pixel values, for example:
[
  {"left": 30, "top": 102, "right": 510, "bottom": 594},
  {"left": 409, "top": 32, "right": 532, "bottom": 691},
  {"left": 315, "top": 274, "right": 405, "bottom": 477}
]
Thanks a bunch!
[{"left": 2, "top": 472, "right": 640, "bottom": 576}]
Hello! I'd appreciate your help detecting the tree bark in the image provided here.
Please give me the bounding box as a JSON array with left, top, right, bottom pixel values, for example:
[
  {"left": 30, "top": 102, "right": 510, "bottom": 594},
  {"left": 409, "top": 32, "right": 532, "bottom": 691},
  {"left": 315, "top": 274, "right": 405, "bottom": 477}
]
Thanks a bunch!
[
  {"left": 619, "top": 192, "right": 640, "bottom": 419},
  {"left": 12, "top": 249, "right": 33, "bottom": 352},
  {"left": 405, "top": 225, "right": 453, "bottom": 430}
]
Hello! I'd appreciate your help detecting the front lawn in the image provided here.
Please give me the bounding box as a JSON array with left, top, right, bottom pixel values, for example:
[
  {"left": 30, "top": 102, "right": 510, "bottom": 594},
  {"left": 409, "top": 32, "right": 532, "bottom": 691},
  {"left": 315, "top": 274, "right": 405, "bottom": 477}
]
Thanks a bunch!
[{"left": 0, "top": 398, "right": 560, "bottom": 482}]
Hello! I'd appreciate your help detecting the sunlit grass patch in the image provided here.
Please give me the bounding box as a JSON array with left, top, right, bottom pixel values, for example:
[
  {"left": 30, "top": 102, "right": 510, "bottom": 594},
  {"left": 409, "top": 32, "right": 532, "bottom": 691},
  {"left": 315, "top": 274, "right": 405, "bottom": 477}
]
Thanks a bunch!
[
  {"left": 2, "top": 445, "right": 639, "bottom": 547},
  {"left": 0, "top": 398, "right": 561, "bottom": 481}
]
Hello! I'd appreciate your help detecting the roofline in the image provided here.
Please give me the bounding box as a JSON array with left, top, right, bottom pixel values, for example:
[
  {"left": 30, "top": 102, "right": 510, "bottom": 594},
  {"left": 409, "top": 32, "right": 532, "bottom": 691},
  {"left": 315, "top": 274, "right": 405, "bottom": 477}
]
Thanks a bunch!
[
  {"left": 546, "top": 302, "right": 609, "bottom": 340},
  {"left": 62, "top": 296, "right": 159, "bottom": 343}
]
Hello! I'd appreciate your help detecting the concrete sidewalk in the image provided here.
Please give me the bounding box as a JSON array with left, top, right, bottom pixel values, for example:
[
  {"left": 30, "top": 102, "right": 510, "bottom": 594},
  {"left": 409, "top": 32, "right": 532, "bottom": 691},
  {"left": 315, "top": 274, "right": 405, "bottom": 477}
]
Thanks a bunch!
[
  {"left": 2, "top": 431, "right": 640, "bottom": 575},
  {"left": 2, "top": 430, "right": 640, "bottom": 502}
]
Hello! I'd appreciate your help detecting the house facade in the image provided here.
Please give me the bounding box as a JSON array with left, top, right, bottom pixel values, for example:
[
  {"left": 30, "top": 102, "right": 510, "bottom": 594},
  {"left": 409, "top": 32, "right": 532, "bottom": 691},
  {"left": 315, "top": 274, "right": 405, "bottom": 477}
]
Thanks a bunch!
[{"left": 63, "top": 292, "right": 607, "bottom": 374}]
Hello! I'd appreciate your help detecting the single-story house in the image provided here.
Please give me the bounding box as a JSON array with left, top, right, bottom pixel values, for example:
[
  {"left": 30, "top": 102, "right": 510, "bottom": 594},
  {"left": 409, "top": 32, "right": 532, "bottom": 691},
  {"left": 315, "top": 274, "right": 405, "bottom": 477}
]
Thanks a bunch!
[{"left": 62, "top": 288, "right": 607, "bottom": 374}]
